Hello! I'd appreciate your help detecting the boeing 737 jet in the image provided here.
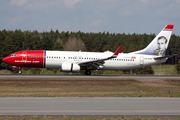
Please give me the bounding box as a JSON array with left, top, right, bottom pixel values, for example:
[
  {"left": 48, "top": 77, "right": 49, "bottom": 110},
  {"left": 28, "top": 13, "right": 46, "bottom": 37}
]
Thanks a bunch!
[{"left": 2, "top": 25, "right": 175, "bottom": 75}]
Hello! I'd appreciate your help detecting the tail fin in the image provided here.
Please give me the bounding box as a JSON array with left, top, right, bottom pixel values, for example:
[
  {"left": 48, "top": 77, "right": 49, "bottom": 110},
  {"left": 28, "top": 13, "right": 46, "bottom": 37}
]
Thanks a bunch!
[{"left": 130, "top": 25, "right": 174, "bottom": 56}]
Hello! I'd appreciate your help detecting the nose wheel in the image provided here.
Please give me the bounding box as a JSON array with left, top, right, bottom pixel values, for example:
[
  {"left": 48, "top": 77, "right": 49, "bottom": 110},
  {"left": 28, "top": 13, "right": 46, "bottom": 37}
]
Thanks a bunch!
[
  {"left": 19, "top": 67, "right": 21, "bottom": 74},
  {"left": 85, "top": 70, "right": 91, "bottom": 75}
]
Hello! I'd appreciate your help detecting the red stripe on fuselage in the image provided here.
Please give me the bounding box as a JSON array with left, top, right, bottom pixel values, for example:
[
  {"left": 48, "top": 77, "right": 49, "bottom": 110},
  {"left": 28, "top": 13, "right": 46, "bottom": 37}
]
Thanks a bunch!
[{"left": 3, "top": 50, "right": 44, "bottom": 68}]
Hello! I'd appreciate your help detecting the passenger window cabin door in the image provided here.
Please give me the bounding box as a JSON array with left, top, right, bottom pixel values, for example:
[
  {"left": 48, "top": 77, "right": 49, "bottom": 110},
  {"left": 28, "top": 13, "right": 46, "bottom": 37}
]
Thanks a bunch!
[
  {"left": 78, "top": 56, "right": 82, "bottom": 62},
  {"left": 74, "top": 56, "right": 82, "bottom": 62},
  {"left": 22, "top": 52, "right": 27, "bottom": 61},
  {"left": 140, "top": 56, "right": 144, "bottom": 65},
  {"left": 74, "top": 56, "right": 77, "bottom": 61}
]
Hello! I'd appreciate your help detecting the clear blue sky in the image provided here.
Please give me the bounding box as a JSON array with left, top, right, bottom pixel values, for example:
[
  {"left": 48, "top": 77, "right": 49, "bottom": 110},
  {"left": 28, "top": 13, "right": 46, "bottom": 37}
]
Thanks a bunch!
[{"left": 0, "top": 0, "right": 180, "bottom": 35}]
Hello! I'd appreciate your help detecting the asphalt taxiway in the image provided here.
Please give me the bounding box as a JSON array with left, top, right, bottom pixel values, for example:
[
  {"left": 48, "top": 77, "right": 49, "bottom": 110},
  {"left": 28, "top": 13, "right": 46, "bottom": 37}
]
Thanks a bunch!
[{"left": 0, "top": 97, "right": 180, "bottom": 118}]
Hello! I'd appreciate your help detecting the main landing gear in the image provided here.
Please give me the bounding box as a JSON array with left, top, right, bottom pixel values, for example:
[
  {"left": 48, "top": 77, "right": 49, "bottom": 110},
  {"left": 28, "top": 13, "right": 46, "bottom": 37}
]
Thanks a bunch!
[{"left": 85, "top": 70, "right": 91, "bottom": 75}]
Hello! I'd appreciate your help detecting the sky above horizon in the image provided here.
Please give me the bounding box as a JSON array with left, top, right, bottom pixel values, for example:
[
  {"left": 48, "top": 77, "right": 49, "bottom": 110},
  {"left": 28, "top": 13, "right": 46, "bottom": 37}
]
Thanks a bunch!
[{"left": 0, "top": 0, "right": 180, "bottom": 35}]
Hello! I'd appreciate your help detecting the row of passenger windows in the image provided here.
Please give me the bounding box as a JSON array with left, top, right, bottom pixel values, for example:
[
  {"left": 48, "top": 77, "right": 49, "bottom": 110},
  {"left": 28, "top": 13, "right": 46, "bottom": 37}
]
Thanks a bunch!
[
  {"left": 28, "top": 56, "right": 61, "bottom": 58},
  {"left": 67, "top": 57, "right": 135, "bottom": 61},
  {"left": 27, "top": 56, "right": 135, "bottom": 61},
  {"left": 67, "top": 57, "right": 134, "bottom": 61},
  {"left": 47, "top": 56, "right": 60, "bottom": 59},
  {"left": 28, "top": 56, "right": 44, "bottom": 58},
  {"left": 110, "top": 59, "right": 134, "bottom": 61}
]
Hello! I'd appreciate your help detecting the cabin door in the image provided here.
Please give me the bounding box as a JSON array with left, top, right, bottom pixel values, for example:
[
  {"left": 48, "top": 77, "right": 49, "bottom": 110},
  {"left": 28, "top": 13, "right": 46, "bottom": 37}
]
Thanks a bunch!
[
  {"left": 140, "top": 56, "right": 144, "bottom": 65},
  {"left": 22, "top": 52, "right": 27, "bottom": 61}
]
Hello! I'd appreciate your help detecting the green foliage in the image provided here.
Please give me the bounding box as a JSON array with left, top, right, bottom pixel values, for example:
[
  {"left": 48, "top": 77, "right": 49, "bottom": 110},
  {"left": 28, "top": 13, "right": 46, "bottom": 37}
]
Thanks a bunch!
[
  {"left": 45, "top": 70, "right": 54, "bottom": 75},
  {"left": 40, "top": 68, "right": 48, "bottom": 74},
  {"left": 103, "top": 70, "right": 124, "bottom": 75},
  {"left": 152, "top": 65, "right": 177, "bottom": 75},
  {"left": 0, "top": 69, "right": 12, "bottom": 74},
  {"left": 176, "top": 60, "right": 180, "bottom": 74},
  {"left": 133, "top": 66, "right": 154, "bottom": 75},
  {"left": 21, "top": 68, "right": 40, "bottom": 74},
  {"left": 25, "top": 69, "right": 34, "bottom": 74},
  {"left": 56, "top": 70, "right": 63, "bottom": 75}
]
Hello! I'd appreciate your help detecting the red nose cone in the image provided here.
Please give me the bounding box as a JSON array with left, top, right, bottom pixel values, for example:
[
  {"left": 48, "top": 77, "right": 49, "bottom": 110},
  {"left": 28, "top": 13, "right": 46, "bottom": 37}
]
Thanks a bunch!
[
  {"left": 2, "top": 57, "right": 10, "bottom": 64},
  {"left": 2, "top": 57, "right": 7, "bottom": 63}
]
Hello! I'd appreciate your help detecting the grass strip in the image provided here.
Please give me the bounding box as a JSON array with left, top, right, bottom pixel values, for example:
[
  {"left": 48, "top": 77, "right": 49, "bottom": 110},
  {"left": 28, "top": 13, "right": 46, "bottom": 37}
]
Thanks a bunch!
[{"left": 0, "top": 78, "right": 180, "bottom": 97}]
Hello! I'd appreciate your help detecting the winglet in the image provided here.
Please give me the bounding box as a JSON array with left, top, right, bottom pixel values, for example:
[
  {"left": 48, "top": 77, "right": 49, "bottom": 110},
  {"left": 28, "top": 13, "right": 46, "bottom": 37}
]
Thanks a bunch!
[
  {"left": 113, "top": 46, "right": 122, "bottom": 56},
  {"left": 164, "top": 25, "right": 174, "bottom": 30}
]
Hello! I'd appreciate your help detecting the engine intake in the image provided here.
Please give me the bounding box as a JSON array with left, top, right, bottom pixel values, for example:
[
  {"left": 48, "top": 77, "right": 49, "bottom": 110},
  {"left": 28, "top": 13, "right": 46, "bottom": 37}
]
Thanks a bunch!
[{"left": 61, "top": 63, "right": 80, "bottom": 72}]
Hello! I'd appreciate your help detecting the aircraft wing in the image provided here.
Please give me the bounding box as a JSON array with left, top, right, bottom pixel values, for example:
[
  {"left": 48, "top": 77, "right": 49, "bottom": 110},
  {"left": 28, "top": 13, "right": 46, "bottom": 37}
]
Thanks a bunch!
[
  {"left": 154, "top": 54, "right": 178, "bottom": 60},
  {"left": 78, "top": 46, "right": 122, "bottom": 69}
]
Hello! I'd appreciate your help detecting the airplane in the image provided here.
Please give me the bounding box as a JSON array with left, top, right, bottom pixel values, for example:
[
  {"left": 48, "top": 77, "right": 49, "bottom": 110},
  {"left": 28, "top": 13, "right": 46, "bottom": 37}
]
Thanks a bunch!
[{"left": 2, "top": 24, "right": 175, "bottom": 75}]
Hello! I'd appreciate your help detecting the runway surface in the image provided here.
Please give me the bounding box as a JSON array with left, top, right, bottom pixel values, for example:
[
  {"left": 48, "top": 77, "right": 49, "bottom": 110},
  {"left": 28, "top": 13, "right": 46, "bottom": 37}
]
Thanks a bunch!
[
  {"left": 0, "top": 97, "right": 180, "bottom": 118},
  {"left": 0, "top": 75, "right": 180, "bottom": 79}
]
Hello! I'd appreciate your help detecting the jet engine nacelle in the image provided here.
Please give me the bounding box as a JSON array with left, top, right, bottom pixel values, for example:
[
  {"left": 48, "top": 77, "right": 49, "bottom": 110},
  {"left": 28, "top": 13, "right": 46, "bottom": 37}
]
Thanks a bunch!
[{"left": 61, "top": 63, "right": 80, "bottom": 72}]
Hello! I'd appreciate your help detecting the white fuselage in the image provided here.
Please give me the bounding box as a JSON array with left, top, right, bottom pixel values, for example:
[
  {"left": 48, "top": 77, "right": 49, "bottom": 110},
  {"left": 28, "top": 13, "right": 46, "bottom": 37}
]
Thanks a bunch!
[{"left": 45, "top": 50, "right": 166, "bottom": 70}]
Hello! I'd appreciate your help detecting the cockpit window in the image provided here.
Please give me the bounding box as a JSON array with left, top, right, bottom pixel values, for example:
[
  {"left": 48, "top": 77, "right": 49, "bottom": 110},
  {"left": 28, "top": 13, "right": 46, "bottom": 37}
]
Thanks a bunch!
[{"left": 10, "top": 54, "right": 16, "bottom": 57}]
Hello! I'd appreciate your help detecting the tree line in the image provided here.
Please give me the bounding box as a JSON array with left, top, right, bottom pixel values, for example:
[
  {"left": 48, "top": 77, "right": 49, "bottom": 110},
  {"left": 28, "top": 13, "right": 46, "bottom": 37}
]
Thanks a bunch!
[{"left": 0, "top": 29, "right": 180, "bottom": 74}]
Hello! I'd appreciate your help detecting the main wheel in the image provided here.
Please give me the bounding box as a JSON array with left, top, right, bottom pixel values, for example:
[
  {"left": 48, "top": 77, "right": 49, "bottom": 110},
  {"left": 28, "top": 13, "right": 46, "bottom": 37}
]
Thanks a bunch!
[{"left": 85, "top": 70, "right": 91, "bottom": 75}]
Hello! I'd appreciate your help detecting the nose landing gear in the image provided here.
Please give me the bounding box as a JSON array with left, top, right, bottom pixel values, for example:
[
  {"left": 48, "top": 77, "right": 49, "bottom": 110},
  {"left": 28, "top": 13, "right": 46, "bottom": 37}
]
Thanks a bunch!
[
  {"left": 12, "top": 66, "right": 21, "bottom": 74},
  {"left": 19, "top": 67, "right": 21, "bottom": 74}
]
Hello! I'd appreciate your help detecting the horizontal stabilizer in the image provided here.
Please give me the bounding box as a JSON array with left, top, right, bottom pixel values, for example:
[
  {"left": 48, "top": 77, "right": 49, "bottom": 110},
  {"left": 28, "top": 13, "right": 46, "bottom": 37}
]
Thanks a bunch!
[{"left": 154, "top": 54, "right": 178, "bottom": 60}]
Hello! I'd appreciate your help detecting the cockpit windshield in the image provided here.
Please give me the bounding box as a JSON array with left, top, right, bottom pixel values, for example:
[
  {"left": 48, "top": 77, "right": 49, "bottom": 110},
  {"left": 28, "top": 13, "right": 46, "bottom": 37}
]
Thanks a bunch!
[{"left": 10, "top": 54, "right": 16, "bottom": 57}]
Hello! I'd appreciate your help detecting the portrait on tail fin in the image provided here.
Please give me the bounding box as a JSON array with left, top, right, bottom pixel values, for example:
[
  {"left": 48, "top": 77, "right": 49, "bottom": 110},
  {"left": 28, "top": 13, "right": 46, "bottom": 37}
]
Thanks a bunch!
[
  {"left": 153, "top": 36, "right": 167, "bottom": 56},
  {"left": 129, "top": 24, "right": 173, "bottom": 56}
]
